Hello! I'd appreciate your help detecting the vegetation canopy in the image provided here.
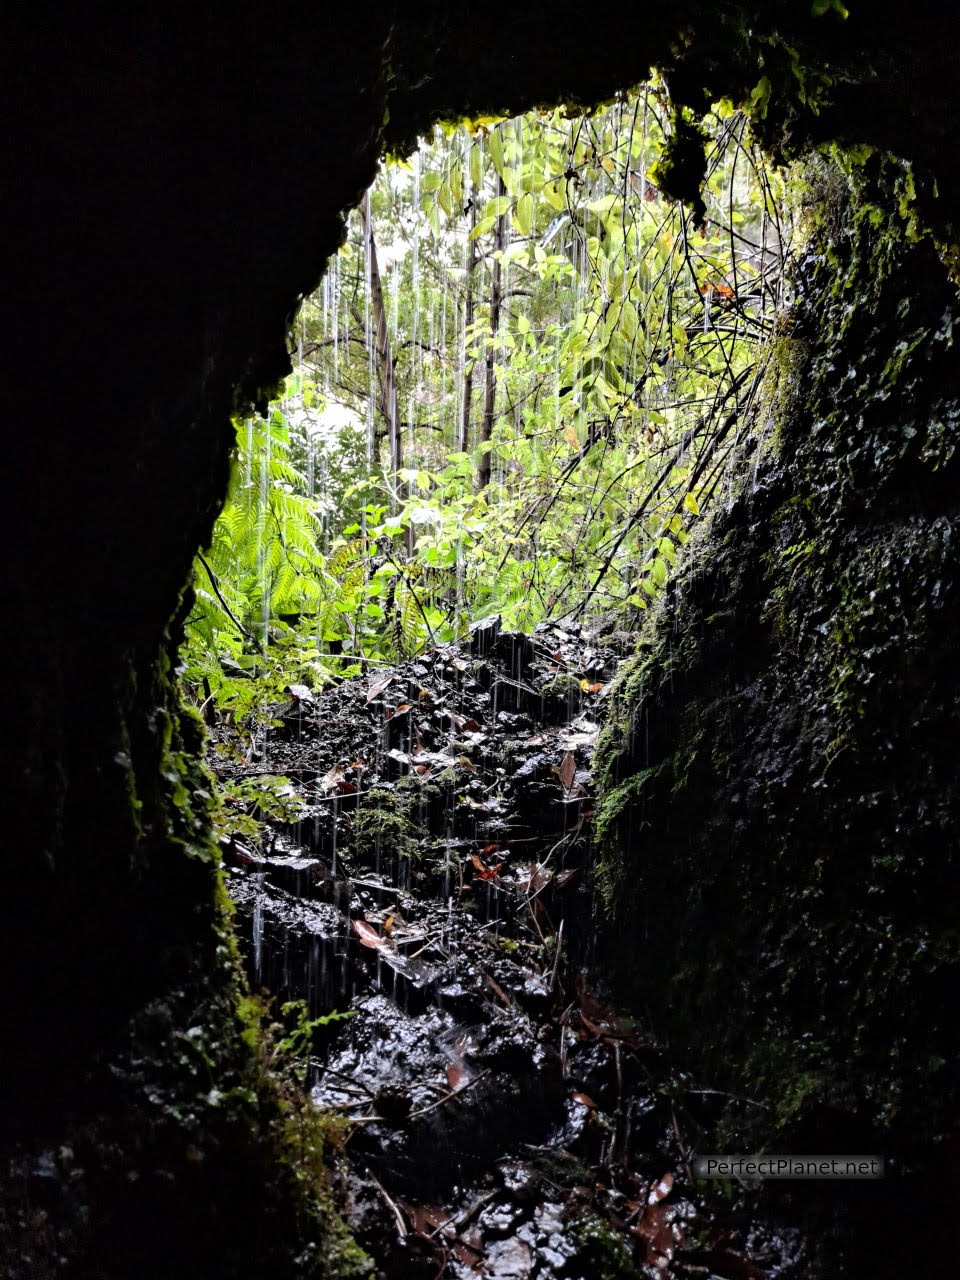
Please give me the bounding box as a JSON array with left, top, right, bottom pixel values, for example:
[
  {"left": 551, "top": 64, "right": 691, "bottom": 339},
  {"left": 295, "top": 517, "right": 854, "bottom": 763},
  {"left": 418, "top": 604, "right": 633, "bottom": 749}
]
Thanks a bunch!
[{"left": 181, "top": 85, "right": 788, "bottom": 736}]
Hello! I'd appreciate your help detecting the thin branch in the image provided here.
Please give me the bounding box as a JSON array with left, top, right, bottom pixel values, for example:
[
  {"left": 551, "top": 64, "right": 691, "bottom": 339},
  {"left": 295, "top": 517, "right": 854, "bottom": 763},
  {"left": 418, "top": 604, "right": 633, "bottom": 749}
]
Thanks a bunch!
[{"left": 197, "top": 552, "right": 267, "bottom": 657}]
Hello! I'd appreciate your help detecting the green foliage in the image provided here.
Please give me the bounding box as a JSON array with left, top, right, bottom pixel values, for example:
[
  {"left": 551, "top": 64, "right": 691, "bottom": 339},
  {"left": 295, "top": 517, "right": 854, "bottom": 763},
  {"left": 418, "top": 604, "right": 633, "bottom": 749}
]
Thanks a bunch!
[
  {"left": 214, "top": 774, "right": 304, "bottom": 845},
  {"left": 181, "top": 86, "right": 785, "bottom": 744}
]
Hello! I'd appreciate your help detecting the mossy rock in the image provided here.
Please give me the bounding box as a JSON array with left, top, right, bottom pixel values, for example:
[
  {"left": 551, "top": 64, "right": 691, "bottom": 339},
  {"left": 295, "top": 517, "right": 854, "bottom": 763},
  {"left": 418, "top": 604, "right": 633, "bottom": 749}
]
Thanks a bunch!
[{"left": 594, "top": 156, "right": 960, "bottom": 1155}]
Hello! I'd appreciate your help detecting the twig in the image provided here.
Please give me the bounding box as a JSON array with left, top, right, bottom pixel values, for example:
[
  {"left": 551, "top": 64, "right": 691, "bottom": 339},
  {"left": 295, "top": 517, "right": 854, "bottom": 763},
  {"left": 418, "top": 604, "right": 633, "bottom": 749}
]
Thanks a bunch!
[
  {"left": 316, "top": 1066, "right": 377, "bottom": 1100},
  {"left": 197, "top": 552, "right": 267, "bottom": 657},
  {"left": 370, "top": 1173, "right": 408, "bottom": 1240},
  {"left": 684, "top": 1088, "right": 768, "bottom": 1110},
  {"left": 549, "top": 918, "right": 564, "bottom": 990},
  {"left": 427, "top": 1190, "right": 498, "bottom": 1240},
  {"left": 407, "top": 1069, "right": 490, "bottom": 1119},
  {"left": 671, "top": 1105, "right": 695, "bottom": 1186}
]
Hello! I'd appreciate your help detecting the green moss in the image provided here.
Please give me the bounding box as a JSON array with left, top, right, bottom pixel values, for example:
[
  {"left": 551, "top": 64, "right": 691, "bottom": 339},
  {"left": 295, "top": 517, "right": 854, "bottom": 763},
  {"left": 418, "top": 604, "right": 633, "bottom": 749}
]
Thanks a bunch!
[
  {"left": 569, "top": 1213, "right": 636, "bottom": 1280},
  {"left": 352, "top": 783, "right": 425, "bottom": 866},
  {"left": 594, "top": 155, "right": 960, "bottom": 1156}
]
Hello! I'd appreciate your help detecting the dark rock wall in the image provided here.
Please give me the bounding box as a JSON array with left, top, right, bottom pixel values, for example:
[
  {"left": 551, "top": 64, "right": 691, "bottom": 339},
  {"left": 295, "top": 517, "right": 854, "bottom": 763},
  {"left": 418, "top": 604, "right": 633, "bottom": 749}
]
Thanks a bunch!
[
  {"left": 0, "top": 3, "right": 958, "bottom": 1275},
  {"left": 596, "top": 157, "right": 960, "bottom": 1269}
]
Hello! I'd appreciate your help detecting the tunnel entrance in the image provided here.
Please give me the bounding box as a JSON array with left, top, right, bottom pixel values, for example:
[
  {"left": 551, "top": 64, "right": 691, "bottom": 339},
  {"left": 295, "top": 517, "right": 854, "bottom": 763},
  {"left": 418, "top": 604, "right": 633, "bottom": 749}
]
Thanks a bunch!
[{"left": 186, "top": 90, "right": 802, "bottom": 1278}]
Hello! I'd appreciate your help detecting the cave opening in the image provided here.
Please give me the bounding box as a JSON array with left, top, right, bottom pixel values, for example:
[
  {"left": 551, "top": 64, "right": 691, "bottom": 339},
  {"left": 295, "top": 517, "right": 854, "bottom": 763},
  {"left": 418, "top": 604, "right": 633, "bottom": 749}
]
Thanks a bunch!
[{"left": 2, "top": 7, "right": 958, "bottom": 1277}]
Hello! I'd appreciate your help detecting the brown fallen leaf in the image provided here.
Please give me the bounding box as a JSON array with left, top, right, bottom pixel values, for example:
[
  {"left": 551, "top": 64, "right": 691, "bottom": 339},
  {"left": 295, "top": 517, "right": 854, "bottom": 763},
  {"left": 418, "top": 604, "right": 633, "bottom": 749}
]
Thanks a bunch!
[
  {"left": 647, "top": 1172, "right": 674, "bottom": 1204},
  {"left": 525, "top": 862, "right": 550, "bottom": 894},
  {"left": 470, "top": 853, "right": 502, "bottom": 881},
  {"left": 558, "top": 750, "right": 576, "bottom": 791},
  {"left": 318, "top": 762, "right": 345, "bottom": 793},
  {"left": 634, "top": 1200, "right": 682, "bottom": 1269},
  {"left": 485, "top": 975, "right": 512, "bottom": 1005},
  {"left": 460, "top": 795, "right": 488, "bottom": 811},
  {"left": 446, "top": 1063, "right": 465, "bottom": 1090},
  {"left": 351, "top": 919, "right": 390, "bottom": 952},
  {"left": 365, "top": 674, "right": 395, "bottom": 703},
  {"left": 570, "top": 1091, "right": 596, "bottom": 1109}
]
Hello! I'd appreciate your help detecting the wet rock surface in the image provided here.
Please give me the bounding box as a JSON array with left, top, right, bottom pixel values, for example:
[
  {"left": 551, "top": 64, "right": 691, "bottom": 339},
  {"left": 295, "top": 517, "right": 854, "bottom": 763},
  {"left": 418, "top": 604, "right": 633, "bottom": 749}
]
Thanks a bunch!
[{"left": 217, "top": 621, "right": 808, "bottom": 1278}]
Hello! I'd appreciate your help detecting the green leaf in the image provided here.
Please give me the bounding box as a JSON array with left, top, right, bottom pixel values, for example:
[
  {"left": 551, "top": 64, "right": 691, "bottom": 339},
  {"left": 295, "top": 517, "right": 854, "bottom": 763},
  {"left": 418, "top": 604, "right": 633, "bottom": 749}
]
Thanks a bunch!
[
  {"left": 513, "top": 192, "right": 534, "bottom": 236},
  {"left": 542, "top": 179, "right": 565, "bottom": 211},
  {"left": 485, "top": 195, "right": 512, "bottom": 218},
  {"left": 488, "top": 129, "right": 505, "bottom": 175},
  {"left": 683, "top": 492, "right": 700, "bottom": 515},
  {"left": 469, "top": 213, "right": 497, "bottom": 240}
]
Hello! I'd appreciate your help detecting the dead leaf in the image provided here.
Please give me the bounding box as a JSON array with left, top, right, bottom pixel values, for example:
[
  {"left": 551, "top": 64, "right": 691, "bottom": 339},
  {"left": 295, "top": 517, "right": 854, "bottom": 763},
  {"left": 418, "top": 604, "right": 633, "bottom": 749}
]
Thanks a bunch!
[
  {"left": 452, "top": 1234, "right": 484, "bottom": 1268},
  {"left": 446, "top": 1063, "right": 465, "bottom": 1090},
  {"left": 382, "top": 915, "right": 395, "bottom": 936},
  {"left": 634, "top": 1201, "right": 680, "bottom": 1268},
  {"left": 365, "top": 674, "right": 395, "bottom": 703},
  {"left": 555, "top": 867, "right": 578, "bottom": 887},
  {"left": 558, "top": 750, "right": 576, "bottom": 791},
  {"left": 699, "top": 280, "right": 735, "bottom": 302},
  {"left": 526, "top": 862, "right": 550, "bottom": 894},
  {"left": 458, "top": 755, "right": 477, "bottom": 773},
  {"left": 470, "top": 853, "right": 502, "bottom": 881},
  {"left": 461, "top": 717, "right": 481, "bottom": 732},
  {"left": 647, "top": 1172, "right": 673, "bottom": 1204},
  {"left": 570, "top": 1091, "right": 596, "bottom": 1109},
  {"left": 460, "top": 795, "right": 488, "bottom": 811},
  {"left": 318, "top": 762, "right": 345, "bottom": 794},
  {"left": 404, "top": 1203, "right": 448, "bottom": 1237},
  {"left": 351, "top": 919, "right": 390, "bottom": 952},
  {"left": 485, "top": 975, "right": 512, "bottom": 1005}
]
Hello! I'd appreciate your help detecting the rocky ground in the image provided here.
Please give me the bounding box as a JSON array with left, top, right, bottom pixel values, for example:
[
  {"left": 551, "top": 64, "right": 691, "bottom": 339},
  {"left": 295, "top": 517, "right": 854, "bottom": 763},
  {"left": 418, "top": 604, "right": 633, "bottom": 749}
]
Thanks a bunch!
[{"left": 214, "top": 619, "right": 808, "bottom": 1279}]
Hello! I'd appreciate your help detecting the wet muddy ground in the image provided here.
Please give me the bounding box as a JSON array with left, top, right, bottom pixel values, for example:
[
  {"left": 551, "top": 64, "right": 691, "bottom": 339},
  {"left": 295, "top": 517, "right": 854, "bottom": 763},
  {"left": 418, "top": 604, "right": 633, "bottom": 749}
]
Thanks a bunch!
[{"left": 214, "top": 620, "right": 808, "bottom": 1278}]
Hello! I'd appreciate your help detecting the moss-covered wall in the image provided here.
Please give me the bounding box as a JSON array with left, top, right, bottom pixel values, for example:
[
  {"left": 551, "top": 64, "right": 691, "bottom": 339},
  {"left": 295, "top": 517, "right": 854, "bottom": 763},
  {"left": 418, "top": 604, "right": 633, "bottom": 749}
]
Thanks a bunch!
[
  {"left": 1, "top": 3, "right": 959, "bottom": 1275},
  {"left": 596, "top": 154, "right": 960, "bottom": 1229}
]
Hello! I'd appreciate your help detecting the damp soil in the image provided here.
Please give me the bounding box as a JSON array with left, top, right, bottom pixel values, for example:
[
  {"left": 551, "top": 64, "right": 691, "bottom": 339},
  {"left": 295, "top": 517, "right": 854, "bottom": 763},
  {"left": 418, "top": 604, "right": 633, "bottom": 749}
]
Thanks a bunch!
[{"left": 214, "top": 620, "right": 809, "bottom": 1279}]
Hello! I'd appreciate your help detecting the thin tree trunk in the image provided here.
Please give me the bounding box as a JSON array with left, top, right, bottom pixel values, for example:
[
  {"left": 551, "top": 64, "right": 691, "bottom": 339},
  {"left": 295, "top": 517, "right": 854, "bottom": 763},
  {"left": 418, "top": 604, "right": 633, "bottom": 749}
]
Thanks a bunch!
[
  {"left": 477, "top": 173, "right": 506, "bottom": 490},
  {"left": 363, "top": 192, "right": 400, "bottom": 479},
  {"left": 459, "top": 183, "right": 478, "bottom": 455}
]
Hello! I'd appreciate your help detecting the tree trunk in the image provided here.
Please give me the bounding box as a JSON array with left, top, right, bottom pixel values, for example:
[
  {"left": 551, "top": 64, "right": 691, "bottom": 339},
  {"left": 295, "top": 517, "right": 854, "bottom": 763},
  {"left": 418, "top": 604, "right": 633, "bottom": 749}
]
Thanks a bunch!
[
  {"left": 363, "top": 191, "right": 400, "bottom": 481},
  {"left": 459, "top": 181, "right": 478, "bottom": 455},
  {"left": 477, "top": 172, "right": 506, "bottom": 490}
]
